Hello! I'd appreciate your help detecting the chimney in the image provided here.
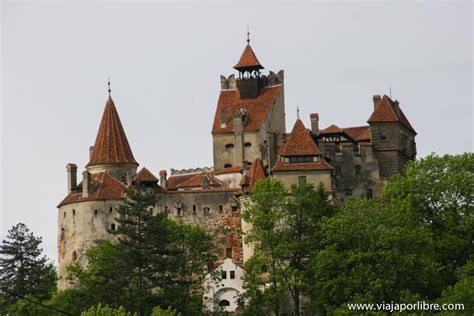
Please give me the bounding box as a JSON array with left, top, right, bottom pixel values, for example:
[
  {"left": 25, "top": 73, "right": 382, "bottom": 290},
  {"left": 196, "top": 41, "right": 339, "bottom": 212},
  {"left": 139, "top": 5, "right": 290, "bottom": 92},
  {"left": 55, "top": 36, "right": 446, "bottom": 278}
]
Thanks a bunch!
[
  {"left": 82, "top": 171, "right": 90, "bottom": 198},
  {"left": 373, "top": 95, "right": 381, "bottom": 110},
  {"left": 89, "top": 146, "right": 94, "bottom": 160},
  {"left": 66, "top": 163, "right": 77, "bottom": 193},
  {"left": 310, "top": 113, "right": 319, "bottom": 134},
  {"left": 159, "top": 170, "right": 167, "bottom": 188},
  {"left": 221, "top": 108, "right": 227, "bottom": 127},
  {"left": 201, "top": 174, "right": 209, "bottom": 189}
]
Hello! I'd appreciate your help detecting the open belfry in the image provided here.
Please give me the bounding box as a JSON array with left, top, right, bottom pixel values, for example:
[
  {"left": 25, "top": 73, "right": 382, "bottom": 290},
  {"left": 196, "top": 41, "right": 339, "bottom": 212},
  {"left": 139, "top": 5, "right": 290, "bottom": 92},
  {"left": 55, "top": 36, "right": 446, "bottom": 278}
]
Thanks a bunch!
[{"left": 57, "top": 37, "right": 417, "bottom": 309}]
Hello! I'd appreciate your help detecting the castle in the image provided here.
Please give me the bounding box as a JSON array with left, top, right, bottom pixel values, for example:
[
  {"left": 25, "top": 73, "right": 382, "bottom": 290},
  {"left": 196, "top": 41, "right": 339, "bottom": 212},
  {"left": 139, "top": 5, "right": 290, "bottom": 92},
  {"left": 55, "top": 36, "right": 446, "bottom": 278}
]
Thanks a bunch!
[{"left": 57, "top": 38, "right": 417, "bottom": 311}]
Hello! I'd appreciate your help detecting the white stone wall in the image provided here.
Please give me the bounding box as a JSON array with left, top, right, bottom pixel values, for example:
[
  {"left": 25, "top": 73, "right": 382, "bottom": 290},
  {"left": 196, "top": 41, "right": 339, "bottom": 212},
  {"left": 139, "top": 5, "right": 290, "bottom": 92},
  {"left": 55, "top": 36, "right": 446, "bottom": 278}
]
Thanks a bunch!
[{"left": 203, "top": 258, "right": 245, "bottom": 313}]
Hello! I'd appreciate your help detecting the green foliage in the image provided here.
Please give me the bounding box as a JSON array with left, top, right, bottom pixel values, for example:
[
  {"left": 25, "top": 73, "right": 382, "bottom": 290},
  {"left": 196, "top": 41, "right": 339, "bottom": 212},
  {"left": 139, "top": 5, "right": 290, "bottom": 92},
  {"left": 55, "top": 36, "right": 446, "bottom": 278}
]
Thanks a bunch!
[
  {"left": 81, "top": 303, "right": 137, "bottom": 316},
  {"left": 0, "top": 223, "right": 57, "bottom": 312},
  {"left": 439, "top": 260, "right": 474, "bottom": 314},
  {"left": 241, "top": 178, "right": 333, "bottom": 315}
]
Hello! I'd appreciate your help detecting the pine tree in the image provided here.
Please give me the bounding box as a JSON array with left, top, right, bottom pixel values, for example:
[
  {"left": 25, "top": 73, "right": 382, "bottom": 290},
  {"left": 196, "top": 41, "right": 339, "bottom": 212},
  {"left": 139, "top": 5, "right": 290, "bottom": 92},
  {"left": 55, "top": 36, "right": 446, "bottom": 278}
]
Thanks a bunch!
[{"left": 0, "top": 223, "right": 56, "bottom": 310}]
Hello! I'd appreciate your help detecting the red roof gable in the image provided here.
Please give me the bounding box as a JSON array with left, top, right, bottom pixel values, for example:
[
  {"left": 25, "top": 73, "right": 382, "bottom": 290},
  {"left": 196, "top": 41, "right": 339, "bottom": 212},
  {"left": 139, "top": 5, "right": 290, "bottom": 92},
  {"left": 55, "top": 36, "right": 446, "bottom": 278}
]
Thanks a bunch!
[
  {"left": 87, "top": 96, "right": 138, "bottom": 167},
  {"left": 240, "top": 158, "right": 266, "bottom": 193},
  {"left": 133, "top": 167, "right": 158, "bottom": 183},
  {"left": 212, "top": 85, "right": 282, "bottom": 134},
  {"left": 368, "top": 95, "right": 416, "bottom": 134},
  {"left": 58, "top": 172, "right": 125, "bottom": 207},
  {"left": 234, "top": 44, "right": 264, "bottom": 70},
  {"left": 280, "top": 119, "right": 321, "bottom": 156},
  {"left": 320, "top": 124, "right": 344, "bottom": 134}
]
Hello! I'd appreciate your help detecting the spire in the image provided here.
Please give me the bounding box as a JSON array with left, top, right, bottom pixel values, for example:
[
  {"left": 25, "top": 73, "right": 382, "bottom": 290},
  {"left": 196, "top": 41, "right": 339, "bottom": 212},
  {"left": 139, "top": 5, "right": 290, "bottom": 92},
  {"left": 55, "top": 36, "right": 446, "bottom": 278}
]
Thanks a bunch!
[
  {"left": 86, "top": 95, "right": 138, "bottom": 167},
  {"left": 233, "top": 31, "right": 264, "bottom": 72}
]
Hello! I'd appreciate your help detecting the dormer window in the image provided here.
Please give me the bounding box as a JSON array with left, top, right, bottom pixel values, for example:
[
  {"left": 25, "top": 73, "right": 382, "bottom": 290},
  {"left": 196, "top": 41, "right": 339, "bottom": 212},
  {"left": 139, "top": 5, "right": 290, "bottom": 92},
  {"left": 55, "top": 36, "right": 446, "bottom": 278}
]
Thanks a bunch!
[{"left": 120, "top": 175, "right": 128, "bottom": 185}]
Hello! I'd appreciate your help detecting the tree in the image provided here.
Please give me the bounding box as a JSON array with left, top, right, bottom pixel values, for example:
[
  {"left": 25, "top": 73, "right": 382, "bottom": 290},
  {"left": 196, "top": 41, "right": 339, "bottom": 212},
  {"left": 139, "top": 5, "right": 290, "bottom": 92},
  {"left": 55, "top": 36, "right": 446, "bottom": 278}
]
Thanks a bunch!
[
  {"left": 308, "top": 197, "right": 442, "bottom": 313},
  {"left": 0, "top": 223, "right": 56, "bottom": 312},
  {"left": 241, "top": 178, "right": 333, "bottom": 315},
  {"left": 383, "top": 153, "right": 474, "bottom": 286}
]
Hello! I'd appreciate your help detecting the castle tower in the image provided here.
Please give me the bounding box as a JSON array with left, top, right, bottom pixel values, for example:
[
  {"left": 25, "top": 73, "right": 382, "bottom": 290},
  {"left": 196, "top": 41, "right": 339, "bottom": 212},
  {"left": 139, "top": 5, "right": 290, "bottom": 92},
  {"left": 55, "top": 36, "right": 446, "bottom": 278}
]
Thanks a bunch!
[
  {"left": 86, "top": 95, "right": 138, "bottom": 183},
  {"left": 57, "top": 91, "right": 137, "bottom": 290},
  {"left": 368, "top": 95, "right": 417, "bottom": 178},
  {"left": 212, "top": 38, "right": 286, "bottom": 175}
]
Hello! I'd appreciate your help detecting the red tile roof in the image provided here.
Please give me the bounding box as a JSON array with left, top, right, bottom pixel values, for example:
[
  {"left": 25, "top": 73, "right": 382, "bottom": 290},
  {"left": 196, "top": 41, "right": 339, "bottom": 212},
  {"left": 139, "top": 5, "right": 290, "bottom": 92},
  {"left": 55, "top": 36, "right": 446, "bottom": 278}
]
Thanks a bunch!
[
  {"left": 87, "top": 96, "right": 138, "bottom": 167},
  {"left": 368, "top": 95, "right": 416, "bottom": 134},
  {"left": 279, "top": 119, "right": 321, "bottom": 156},
  {"left": 133, "top": 167, "right": 158, "bottom": 183},
  {"left": 342, "top": 126, "right": 371, "bottom": 142},
  {"left": 234, "top": 44, "right": 264, "bottom": 70},
  {"left": 178, "top": 172, "right": 223, "bottom": 189},
  {"left": 58, "top": 172, "right": 125, "bottom": 207},
  {"left": 166, "top": 173, "right": 196, "bottom": 190},
  {"left": 272, "top": 158, "right": 333, "bottom": 172},
  {"left": 214, "top": 166, "right": 242, "bottom": 175},
  {"left": 320, "top": 124, "right": 344, "bottom": 134},
  {"left": 240, "top": 158, "right": 266, "bottom": 193},
  {"left": 212, "top": 85, "right": 282, "bottom": 134}
]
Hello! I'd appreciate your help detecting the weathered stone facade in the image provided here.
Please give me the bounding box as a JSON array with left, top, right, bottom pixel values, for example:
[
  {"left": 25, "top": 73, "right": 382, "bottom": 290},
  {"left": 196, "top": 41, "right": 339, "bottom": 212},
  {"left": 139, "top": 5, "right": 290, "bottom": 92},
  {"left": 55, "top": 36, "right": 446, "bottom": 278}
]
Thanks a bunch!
[{"left": 57, "top": 40, "right": 417, "bottom": 310}]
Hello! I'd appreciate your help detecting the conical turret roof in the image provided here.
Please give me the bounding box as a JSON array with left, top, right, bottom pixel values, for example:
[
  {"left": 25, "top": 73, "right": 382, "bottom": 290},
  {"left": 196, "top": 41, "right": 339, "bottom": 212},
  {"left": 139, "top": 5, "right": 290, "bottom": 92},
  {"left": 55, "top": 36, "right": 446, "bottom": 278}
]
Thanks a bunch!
[
  {"left": 234, "top": 44, "right": 264, "bottom": 71},
  {"left": 87, "top": 96, "right": 138, "bottom": 167}
]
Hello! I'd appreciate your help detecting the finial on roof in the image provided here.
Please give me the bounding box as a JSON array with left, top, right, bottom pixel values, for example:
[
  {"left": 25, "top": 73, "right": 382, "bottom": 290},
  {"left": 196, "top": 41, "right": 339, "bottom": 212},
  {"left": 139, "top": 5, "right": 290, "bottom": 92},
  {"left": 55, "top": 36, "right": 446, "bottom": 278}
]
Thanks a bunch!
[
  {"left": 247, "top": 26, "right": 250, "bottom": 44},
  {"left": 107, "top": 77, "right": 111, "bottom": 96},
  {"left": 297, "top": 105, "right": 300, "bottom": 120}
]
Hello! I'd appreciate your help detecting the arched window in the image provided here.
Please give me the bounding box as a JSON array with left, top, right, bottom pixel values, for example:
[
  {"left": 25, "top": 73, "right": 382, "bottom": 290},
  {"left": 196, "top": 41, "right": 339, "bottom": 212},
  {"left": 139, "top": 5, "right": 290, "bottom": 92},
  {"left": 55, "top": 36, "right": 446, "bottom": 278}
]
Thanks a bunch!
[
  {"left": 72, "top": 209, "right": 76, "bottom": 216},
  {"left": 109, "top": 207, "right": 113, "bottom": 213},
  {"left": 72, "top": 251, "right": 77, "bottom": 261},
  {"left": 225, "top": 143, "right": 234, "bottom": 149},
  {"left": 219, "top": 300, "right": 230, "bottom": 307},
  {"left": 244, "top": 142, "right": 252, "bottom": 148},
  {"left": 94, "top": 209, "right": 98, "bottom": 216}
]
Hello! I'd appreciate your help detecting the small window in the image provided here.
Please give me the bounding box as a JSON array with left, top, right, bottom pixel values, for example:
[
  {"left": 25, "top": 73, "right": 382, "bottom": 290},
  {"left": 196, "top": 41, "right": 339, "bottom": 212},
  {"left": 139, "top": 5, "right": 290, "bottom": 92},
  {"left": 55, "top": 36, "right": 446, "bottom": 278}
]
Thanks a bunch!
[
  {"left": 231, "top": 206, "right": 238, "bottom": 213},
  {"left": 381, "top": 134, "right": 387, "bottom": 140},
  {"left": 335, "top": 166, "right": 342, "bottom": 176},
  {"left": 94, "top": 209, "right": 98, "bottom": 216},
  {"left": 120, "top": 175, "right": 128, "bottom": 185},
  {"left": 366, "top": 189, "right": 373, "bottom": 199},
  {"left": 164, "top": 206, "right": 169, "bottom": 214},
  {"left": 225, "top": 143, "right": 234, "bottom": 149},
  {"left": 63, "top": 212, "right": 66, "bottom": 218},
  {"left": 226, "top": 247, "right": 232, "bottom": 258},
  {"left": 219, "top": 205, "right": 224, "bottom": 213},
  {"left": 230, "top": 271, "right": 235, "bottom": 279},
  {"left": 221, "top": 271, "right": 227, "bottom": 279},
  {"left": 335, "top": 143, "right": 342, "bottom": 155},
  {"left": 244, "top": 142, "right": 252, "bottom": 148},
  {"left": 110, "top": 223, "right": 116, "bottom": 231},
  {"left": 177, "top": 208, "right": 181, "bottom": 216},
  {"left": 219, "top": 300, "right": 230, "bottom": 307},
  {"left": 203, "top": 207, "right": 210, "bottom": 215},
  {"left": 298, "top": 176, "right": 307, "bottom": 184},
  {"left": 353, "top": 144, "right": 361, "bottom": 155},
  {"left": 355, "top": 165, "right": 361, "bottom": 176},
  {"left": 72, "top": 209, "right": 76, "bottom": 216},
  {"left": 72, "top": 251, "right": 77, "bottom": 261},
  {"left": 192, "top": 204, "right": 197, "bottom": 215},
  {"left": 224, "top": 163, "right": 232, "bottom": 168},
  {"left": 109, "top": 207, "right": 113, "bottom": 213}
]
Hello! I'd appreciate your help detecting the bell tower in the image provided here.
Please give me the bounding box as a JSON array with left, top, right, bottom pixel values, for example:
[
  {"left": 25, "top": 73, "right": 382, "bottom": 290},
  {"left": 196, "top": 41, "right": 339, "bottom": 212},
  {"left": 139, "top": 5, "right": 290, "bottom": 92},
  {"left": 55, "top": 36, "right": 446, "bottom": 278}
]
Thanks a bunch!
[{"left": 233, "top": 31, "right": 267, "bottom": 99}]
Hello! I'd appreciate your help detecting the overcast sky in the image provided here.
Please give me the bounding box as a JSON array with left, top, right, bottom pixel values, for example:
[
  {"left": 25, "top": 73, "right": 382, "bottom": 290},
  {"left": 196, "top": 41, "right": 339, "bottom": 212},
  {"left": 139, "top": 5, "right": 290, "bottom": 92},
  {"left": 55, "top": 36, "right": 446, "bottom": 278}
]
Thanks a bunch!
[{"left": 1, "top": 1, "right": 472, "bottom": 263}]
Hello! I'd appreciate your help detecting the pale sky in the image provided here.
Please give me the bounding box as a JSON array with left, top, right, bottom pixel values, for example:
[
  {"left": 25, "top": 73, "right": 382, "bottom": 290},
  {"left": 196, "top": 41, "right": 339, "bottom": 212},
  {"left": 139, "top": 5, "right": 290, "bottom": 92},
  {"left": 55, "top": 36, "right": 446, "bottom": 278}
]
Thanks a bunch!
[{"left": 1, "top": 1, "right": 472, "bottom": 264}]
